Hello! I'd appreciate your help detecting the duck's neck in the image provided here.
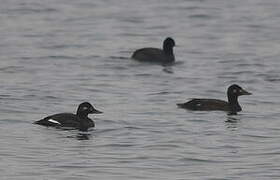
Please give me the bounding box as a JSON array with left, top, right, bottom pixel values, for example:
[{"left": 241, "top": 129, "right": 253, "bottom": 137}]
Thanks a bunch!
[
  {"left": 77, "top": 112, "right": 88, "bottom": 119},
  {"left": 163, "top": 44, "right": 174, "bottom": 57},
  {"left": 228, "top": 94, "right": 242, "bottom": 113},
  {"left": 77, "top": 112, "right": 89, "bottom": 131}
]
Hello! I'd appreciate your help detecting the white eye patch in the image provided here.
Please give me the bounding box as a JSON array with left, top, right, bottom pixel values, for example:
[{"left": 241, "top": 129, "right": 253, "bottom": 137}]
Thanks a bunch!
[
  {"left": 48, "top": 119, "right": 61, "bottom": 125},
  {"left": 82, "top": 106, "right": 88, "bottom": 110},
  {"left": 233, "top": 89, "right": 237, "bottom": 93}
]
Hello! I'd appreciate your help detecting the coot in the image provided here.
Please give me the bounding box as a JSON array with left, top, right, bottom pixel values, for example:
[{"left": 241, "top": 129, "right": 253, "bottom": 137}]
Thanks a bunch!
[{"left": 131, "top": 37, "right": 175, "bottom": 64}]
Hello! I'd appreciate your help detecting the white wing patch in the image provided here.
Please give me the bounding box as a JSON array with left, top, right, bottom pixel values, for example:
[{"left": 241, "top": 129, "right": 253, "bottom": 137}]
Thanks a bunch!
[{"left": 48, "top": 119, "right": 61, "bottom": 125}]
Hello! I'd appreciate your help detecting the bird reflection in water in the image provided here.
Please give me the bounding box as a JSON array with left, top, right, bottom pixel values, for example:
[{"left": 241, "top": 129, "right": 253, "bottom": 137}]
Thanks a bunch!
[
  {"left": 76, "top": 133, "right": 91, "bottom": 140},
  {"left": 225, "top": 116, "right": 241, "bottom": 131},
  {"left": 66, "top": 131, "right": 93, "bottom": 140}
]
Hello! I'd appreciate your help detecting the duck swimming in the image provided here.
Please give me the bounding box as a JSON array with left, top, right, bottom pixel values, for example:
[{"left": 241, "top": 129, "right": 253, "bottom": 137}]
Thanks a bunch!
[
  {"left": 177, "top": 84, "right": 252, "bottom": 114},
  {"left": 34, "top": 102, "right": 102, "bottom": 131},
  {"left": 131, "top": 37, "right": 175, "bottom": 64}
]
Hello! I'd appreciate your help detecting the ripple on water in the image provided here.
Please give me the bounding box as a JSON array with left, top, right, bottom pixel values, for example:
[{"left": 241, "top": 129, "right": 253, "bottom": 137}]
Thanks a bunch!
[{"left": 1, "top": 0, "right": 280, "bottom": 179}]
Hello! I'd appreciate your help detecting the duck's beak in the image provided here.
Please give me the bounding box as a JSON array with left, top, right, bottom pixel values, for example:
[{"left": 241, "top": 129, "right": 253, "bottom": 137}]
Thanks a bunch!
[
  {"left": 240, "top": 89, "right": 252, "bottom": 95},
  {"left": 90, "top": 107, "right": 103, "bottom": 114}
]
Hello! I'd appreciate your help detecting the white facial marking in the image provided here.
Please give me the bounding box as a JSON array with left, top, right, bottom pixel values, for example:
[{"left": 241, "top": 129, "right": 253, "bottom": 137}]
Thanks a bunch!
[
  {"left": 233, "top": 89, "right": 237, "bottom": 93},
  {"left": 48, "top": 119, "right": 61, "bottom": 125},
  {"left": 196, "top": 103, "right": 201, "bottom": 107},
  {"left": 82, "top": 106, "right": 88, "bottom": 110}
]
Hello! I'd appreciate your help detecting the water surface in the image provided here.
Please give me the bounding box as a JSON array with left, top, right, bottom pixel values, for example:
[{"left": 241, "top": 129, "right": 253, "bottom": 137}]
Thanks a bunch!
[{"left": 1, "top": 0, "right": 280, "bottom": 179}]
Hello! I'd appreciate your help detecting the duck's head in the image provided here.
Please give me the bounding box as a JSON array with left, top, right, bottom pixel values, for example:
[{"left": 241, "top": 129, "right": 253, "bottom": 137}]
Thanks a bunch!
[
  {"left": 163, "top": 37, "right": 176, "bottom": 51},
  {"left": 227, "top": 84, "right": 252, "bottom": 98},
  {"left": 77, "top": 102, "right": 102, "bottom": 116}
]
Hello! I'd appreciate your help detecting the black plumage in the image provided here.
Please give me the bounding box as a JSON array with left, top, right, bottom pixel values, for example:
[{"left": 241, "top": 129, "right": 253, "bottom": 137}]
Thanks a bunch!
[
  {"left": 34, "top": 102, "right": 102, "bottom": 131},
  {"left": 177, "top": 84, "right": 251, "bottom": 114},
  {"left": 132, "top": 37, "right": 175, "bottom": 64}
]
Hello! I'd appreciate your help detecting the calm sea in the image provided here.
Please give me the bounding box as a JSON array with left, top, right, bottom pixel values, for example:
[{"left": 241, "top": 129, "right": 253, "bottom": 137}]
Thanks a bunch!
[{"left": 1, "top": 0, "right": 280, "bottom": 179}]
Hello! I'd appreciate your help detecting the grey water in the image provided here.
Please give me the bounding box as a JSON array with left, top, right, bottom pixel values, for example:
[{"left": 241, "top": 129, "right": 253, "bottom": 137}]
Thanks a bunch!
[{"left": 0, "top": 0, "right": 280, "bottom": 179}]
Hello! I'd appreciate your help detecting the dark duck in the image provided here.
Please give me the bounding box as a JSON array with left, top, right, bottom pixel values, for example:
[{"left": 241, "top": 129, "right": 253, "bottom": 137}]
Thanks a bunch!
[
  {"left": 34, "top": 102, "right": 102, "bottom": 131},
  {"left": 177, "top": 84, "right": 252, "bottom": 114},
  {"left": 131, "top": 37, "right": 176, "bottom": 64}
]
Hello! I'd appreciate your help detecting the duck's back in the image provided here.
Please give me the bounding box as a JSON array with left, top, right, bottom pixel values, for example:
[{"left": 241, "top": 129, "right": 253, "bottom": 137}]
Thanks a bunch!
[
  {"left": 177, "top": 99, "right": 230, "bottom": 111},
  {"left": 132, "top": 48, "right": 173, "bottom": 63},
  {"left": 35, "top": 113, "right": 80, "bottom": 127}
]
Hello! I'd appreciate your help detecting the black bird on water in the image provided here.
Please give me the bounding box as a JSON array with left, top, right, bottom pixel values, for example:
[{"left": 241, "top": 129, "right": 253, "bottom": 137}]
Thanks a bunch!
[
  {"left": 177, "top": 84, "right": 252, "bottom": 115},
  {"left": 131, "top": 37, "right": 176, "bottom": 64},
  {"left": 34, "top": 102, "right": 102, "bottom": 131}
]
